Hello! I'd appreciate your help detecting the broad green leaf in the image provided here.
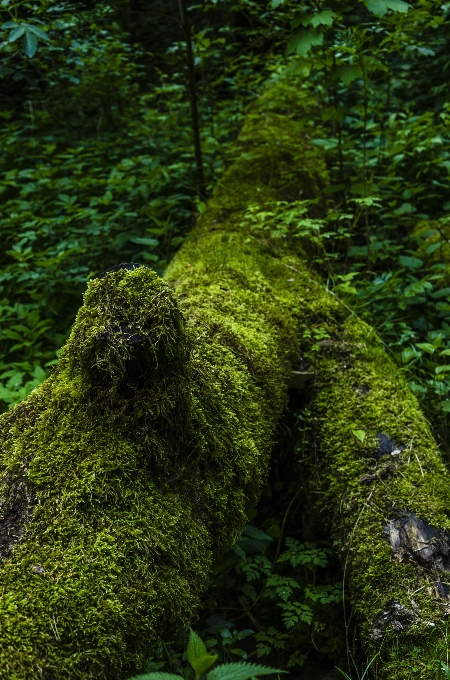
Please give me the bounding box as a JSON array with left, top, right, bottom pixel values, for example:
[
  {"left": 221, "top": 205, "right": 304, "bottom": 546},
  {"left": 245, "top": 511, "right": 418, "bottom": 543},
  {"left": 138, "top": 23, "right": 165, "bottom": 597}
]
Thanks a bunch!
[
  {"left": 1, "top": 20, "right": 17, "bottom": 28},
  {"left": 23, "top": 30, "right": 37, "bottom": 57},
  {"left": 352, "top": 429, "right": 366, "bottom": 443},
  {"left": 364, "top": 0, "right": 410, "bottom": 15},
  {"left": 401, "top": 347, "right": 416, "bottom": 363},
  {"left": 243, "top": 525, "right": 271, "bottom": 541},
  {"left": 287, "top": 28, "right": 323, "bottom": 56},
  {"left": 442, "top": 402, "right": 450, "bottom": 413},
  {"left": 399, "top": 255, "right": 423, "bottom": 270},
  {"left": 335, "top": 64, "right": 362, "bottom": 85},
  {"left": 435, "top": 365, "right": 450, "bottom": 374},
  {"left": 25, "top": 24, "right": 50, "bottom": 41},
  {"left": 271, "top": 0, "right": 285, "bottom": 6},
  {"left": 417, "top": 46, "right": 435, "bottom": 56},
  {"left": 431, "top": 287, "right": 450, "bottom": 299},
  {"left": 207, "top": 662, "right": 285, "bottom": 680},
  {"left": 8, "top": 25, "right": 25, "bottom": 42},
  {"left": 385, "top": 0, "right": 410, "bottom": 11},
  {"left": 416, "top": 342, "right": 436, "bottom": 354}
]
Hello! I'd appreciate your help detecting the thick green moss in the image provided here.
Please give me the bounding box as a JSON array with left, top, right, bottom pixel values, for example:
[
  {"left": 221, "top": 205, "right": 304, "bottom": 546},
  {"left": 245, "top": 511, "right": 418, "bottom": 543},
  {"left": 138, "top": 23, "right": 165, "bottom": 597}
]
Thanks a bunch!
[
  {"left": 0, "top": 78, "right": 327, "bottom": 677},
  {"left": 2, "top": 72, "right": 447, "bottom": 680},
  {"left": 287, "top": 272, "right": 450, "bottom": 679}
]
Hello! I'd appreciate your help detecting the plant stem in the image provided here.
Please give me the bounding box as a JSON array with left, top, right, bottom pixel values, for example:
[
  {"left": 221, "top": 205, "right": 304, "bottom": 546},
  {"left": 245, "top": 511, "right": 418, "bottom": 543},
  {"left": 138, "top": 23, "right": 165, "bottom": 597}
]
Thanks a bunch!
[{"left": 178, "top": 0, "right": 205, "bottom": 199}]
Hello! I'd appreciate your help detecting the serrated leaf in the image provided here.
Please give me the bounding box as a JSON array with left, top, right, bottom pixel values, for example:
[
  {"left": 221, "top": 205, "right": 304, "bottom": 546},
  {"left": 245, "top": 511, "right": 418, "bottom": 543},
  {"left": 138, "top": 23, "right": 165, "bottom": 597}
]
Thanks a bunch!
[
  {"left": 187, "top": 629, "right": 208, "bottom": 663},
  {"left": 187, "top": 630, "right": 218, "bottom": 679},
  {"left": 8, "top": 25, "right": 25, "bottom": 41},
  {"left": 287, "top": 28, "right": 323, "bottom": 56},
  {"left": 243, "top": 525, "right": 272, "bottom": 541},
  {"left": 126, "top": 674, "right": 182, "bottom": 680},
  {"left": 335, "top": 64, "right": 362, "bottom": 85},
  {"left": 207, "top": 662, "right": 285, "bottom": 680},
  {"left": 308, "top": 9, "right": 337, "bottom": 26},
  {"left": 364, "top": 0, "right": 388, "bottom": 15},
  {"left": 23, "top": 30, "right": 37, "bottom": 57},
  {"left": 2, "top": 20, "right": 17, "bottom": 28}
]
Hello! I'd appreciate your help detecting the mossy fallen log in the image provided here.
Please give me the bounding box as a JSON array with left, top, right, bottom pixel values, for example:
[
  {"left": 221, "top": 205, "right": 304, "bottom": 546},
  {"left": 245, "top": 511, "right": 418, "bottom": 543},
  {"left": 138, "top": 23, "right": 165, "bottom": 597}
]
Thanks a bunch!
[
  {"left": 0, "top": 81, "right": 327, "bottom": 678},
  {"left": 1, "top": 73, "right": 450, "bottom": 680}
]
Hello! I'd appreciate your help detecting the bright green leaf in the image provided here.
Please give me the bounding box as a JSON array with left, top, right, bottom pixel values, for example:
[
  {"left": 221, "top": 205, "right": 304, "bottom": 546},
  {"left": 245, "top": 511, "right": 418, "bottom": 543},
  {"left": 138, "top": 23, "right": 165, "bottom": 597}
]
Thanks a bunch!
[
  {"left": 416, "top": 342, "right": 436, "bottom": 354},
  {"left": 187, "top": 630, "right": 218, "bottom": 679},
  {"left": 352, "top": 429, "right": 366, "bottom": 443},
  {"left": 435, "top": 365, "right": 450, "bottom": 374}
]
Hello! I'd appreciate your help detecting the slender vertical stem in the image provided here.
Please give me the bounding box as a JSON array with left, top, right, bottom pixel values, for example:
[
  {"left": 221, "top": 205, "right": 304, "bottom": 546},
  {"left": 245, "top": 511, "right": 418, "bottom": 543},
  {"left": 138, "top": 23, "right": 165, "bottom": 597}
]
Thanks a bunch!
[
  {"left": 178, "top": 0, "right": 205, "bottom": 199},
  {"left": 332, "top": 51, "right": 346, "bottom": 209},
  {"left": 360, "top": 52, "right": 370, "bottom": 266}
]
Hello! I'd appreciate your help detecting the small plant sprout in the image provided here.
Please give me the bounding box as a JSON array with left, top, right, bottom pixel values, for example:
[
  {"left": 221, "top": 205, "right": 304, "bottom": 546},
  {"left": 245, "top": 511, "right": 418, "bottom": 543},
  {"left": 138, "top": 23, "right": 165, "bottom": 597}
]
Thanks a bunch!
[
  {"left": 127, "top": 629, "right": 287, "bottom": 680},
  {"left": 440, "top": 660, "right": 450, "bottom": 679}
]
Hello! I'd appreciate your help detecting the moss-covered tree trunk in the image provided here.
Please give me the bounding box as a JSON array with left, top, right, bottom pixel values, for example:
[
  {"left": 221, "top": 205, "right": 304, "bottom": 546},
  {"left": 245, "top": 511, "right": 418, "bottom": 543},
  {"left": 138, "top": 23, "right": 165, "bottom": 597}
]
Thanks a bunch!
[{"left": 1, "top": 74, "right": 450, "bottom": 680}]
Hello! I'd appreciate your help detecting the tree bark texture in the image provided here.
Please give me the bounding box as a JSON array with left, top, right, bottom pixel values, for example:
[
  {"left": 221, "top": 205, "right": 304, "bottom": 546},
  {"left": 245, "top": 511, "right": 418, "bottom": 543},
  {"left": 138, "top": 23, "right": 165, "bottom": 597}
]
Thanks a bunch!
[{"left": 0, "top": 75, "right": 450, "bottom": 680}]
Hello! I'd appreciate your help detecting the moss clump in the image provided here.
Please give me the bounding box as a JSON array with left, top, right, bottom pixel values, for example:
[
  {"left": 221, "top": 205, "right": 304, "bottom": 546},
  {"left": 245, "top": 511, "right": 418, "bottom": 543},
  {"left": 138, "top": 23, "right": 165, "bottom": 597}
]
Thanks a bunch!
[
  {"left": 2, "top": 69, "right": 445, "bottom": 679},
  {"left": 0, "top": 78, "right": 328, "bottom": 677},
  {"left": 284, "top": 268, "right": 450, "bottom": 679}
]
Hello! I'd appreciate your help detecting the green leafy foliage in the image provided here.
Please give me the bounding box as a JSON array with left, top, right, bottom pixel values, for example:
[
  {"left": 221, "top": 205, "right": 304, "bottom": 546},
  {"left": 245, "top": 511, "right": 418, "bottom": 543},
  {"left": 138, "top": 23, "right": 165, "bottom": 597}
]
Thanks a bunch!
[{"left": 128, "top": 630, "right": 284, "bottom": 680}]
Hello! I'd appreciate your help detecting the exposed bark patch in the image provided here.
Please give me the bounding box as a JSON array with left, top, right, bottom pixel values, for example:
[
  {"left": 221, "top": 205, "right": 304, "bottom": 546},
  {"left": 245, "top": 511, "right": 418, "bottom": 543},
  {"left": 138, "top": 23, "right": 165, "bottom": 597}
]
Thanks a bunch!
[
  {"left": 385, "top": 511, "right": 450, "bottom": 571},
  {"left": 376, "top": 432, "right": 404, "bottom": 458},
  {"left": 371, "top": 599, "right": 418, "bottom": 640},
  {"left": 0, "top": 473, "right": 36, "bottom": 561},
  {"left": 359, "top": 461, "right": 396, "bottom": 485}
]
